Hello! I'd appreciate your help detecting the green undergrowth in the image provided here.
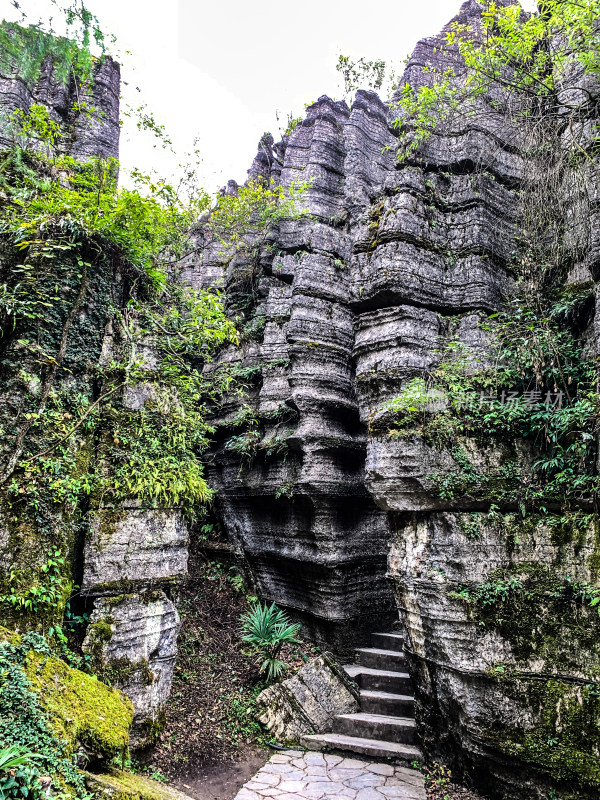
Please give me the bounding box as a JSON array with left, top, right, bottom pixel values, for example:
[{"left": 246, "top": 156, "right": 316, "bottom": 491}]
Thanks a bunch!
[
  {"left": 0, "top": 101, "right": 239, "bottom": 631},
  {"left": 382, "top": 293, "right": 598, "bottom": 510},
  {"left": 0, "top": 625, "right": 132, "bottom": 800}
]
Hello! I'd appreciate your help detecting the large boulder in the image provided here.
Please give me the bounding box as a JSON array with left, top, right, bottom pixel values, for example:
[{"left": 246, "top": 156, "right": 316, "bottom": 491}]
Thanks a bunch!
[
  {"left": 82, "top": 591, "right": 181, "bottom": 750},
  {"left": 0, "top": 626, "right": 133, "bottom": 765},
  {"left": 256, "top": 653, "right": 359, "bottom": 742}
]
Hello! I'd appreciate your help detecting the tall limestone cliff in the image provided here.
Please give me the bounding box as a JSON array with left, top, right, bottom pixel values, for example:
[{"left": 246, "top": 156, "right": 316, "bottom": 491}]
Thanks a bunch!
[
  {"left": 2, "top": 3, "right": 600, "bottom": 798},
  {"left": 192, "top": 2, "right": 600, "bottom": 798}
]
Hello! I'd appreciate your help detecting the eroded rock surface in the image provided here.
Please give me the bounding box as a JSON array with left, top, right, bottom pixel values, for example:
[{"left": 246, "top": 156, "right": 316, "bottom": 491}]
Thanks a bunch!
[
  {"left": 83, "top": 592, "right": 181, "bottom": 750},
  {"left": 256, "top": 654, "right": 359, "bottom": 741},
  {"left": 82, "top": 506, "right": 188, "bottom": 595},
  {"left": 197, "top": 2, "right": 600, "bottom": 798}
]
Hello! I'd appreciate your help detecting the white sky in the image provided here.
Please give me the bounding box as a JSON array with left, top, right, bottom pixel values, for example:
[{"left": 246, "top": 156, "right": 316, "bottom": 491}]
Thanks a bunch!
[{"left": 1, "top": 0, "right": 537, "bottom": 193}]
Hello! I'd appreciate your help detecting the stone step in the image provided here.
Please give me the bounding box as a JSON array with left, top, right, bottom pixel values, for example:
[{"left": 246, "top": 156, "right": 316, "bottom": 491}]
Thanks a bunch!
[
  {"left": 360, "top": 689, "right": 415, "bottom": 717},
  {"left": 371, "top": 632, "right": 405, "bottom": 652},
  {"left": 302, "top": 732, "right": 422, "bottom": 763},
  {"left": 356, "top": 647, "right": 407, "bottom": 671},
  {"left": 333, "top": 712, "right": 417, "bottom": 745},
  {"left": 344, "top": 664, "right": 413, "bottom": 694}
]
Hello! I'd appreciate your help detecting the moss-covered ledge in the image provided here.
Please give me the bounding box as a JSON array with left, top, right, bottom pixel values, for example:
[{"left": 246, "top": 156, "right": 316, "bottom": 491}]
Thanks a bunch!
[{"left": 85, "top": 770, "right": 194, "bottom": 800}]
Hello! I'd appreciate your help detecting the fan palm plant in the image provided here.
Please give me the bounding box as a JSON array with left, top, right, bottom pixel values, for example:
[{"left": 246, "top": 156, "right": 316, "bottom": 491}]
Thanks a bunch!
[{"left": 240, "top": 601, "right": 301, "bottom": 683}]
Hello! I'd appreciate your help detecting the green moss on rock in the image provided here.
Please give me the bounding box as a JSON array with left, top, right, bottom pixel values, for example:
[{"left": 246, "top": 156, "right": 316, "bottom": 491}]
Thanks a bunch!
[
  {"left": 24, "top": 645, "right": 133, "bottom": 760},
  {"left": 85, "top": 770, "right": 193, "bottom": 800},
  {"left": 456, "top": 561, "right": 600, "bottom": 674},
  {"left": 496, "top": 678, "right": 600, "bottom": 798}
]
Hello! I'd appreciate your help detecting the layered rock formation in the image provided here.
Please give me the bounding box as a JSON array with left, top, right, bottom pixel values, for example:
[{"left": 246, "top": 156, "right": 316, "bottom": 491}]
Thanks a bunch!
[
  {"left": 194, "top": 2, "right": 600, "bottom": 798},
  {"left": 201, "top": 91, "right": 400, "bottom": 650},
  {"left": 2, "top": 3, "right": 600, "bottom": 797},
  {"left": 0, "top": 38, "right": 120, "bottom": 159}
]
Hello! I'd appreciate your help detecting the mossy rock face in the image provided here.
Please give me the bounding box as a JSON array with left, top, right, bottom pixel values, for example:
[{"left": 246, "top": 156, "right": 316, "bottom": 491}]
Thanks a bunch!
[
  {"left": 0, "top": 499, "right": 76, "bottom": 632},
  {"left": 0, "top": 623, "right": 22, "bottom": 645},
  {"left": 85, "top": 770, "right": 194, "bottom": 800},
  {"left": 25, "top": 653, "right": 133, "bottom": 761},
  {"left": 497, "top": 678, "right": 600, "bottom": 795},
  {"left": 0, "top": 625, "right": 133, "bottom": 762}
]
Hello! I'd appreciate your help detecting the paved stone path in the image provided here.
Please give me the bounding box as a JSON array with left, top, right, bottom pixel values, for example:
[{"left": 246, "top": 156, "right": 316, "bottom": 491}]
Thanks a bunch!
[{"left": 233, "top": 750, "right": 427, "bottom": 800}]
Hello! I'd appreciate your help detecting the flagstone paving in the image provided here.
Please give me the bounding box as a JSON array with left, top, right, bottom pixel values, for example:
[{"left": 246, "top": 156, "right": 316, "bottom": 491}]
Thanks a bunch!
[{"left": 233, "top": 750, "right": 426, "bottom": 800}]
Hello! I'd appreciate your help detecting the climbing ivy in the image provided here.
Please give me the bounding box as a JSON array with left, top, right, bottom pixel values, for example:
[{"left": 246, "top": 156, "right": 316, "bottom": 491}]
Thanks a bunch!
[{"left": 0, "top": 87, "right": 238, "bottom": 638}]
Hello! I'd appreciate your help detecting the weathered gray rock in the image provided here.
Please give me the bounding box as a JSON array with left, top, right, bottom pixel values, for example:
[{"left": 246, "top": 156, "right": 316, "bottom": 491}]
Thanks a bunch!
[
  {"left": 83, "top": 591, "right": 181, "bottom": 750},
  {"left": 197, "top": 2, "right": 600, "bottom": 798},
  {"left": 80, "top": 503, "right": 187, "bottom": 750},
  {"left": 256, "top": 654, "right": 359, "bottom": 741},
  {"left": 201, "top": 90, "right": 399, "bottom": 652},
  {"left": 0, "top": 35, "right": 120, "bottom": 159},
  {"left": 82, "top": 506, "right": 188, "bottom": 595}
]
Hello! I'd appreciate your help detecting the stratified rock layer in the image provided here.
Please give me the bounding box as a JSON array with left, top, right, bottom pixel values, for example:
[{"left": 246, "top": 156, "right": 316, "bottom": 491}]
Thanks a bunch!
[
  {"left": 0, "top": 40, "right": 120, "bottom": 159},
  {"left": 83, "top": 592, "right": 181, "bottom": 750},
  {"left": 203, "top": 91, "right": 400, "bottom": 650},
  {"left": 199, "top": 2, "right": 600, "bottom": 798}
]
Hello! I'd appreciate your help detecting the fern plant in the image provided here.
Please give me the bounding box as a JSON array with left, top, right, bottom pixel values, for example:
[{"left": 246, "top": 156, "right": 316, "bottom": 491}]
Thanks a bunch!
[
  {"left": 0, "top": 745, "right": 41, "bottom": 800},
  {"left": 240, "top": 602, "right": 301, "bottom": 683}
]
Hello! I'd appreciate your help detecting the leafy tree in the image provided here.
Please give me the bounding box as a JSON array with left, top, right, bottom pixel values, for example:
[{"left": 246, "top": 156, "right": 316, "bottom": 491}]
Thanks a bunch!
[
  {"left": 336, "top": 54, "right": 400, "bottom": 103},
  {"left": 394, "top": 0, "right": 600, "bottom": 159}
]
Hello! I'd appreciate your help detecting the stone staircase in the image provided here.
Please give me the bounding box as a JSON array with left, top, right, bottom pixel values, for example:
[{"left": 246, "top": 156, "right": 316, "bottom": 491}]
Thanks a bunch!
[{"left": 303, "top": 632, "right": 422, "bottom": 762}]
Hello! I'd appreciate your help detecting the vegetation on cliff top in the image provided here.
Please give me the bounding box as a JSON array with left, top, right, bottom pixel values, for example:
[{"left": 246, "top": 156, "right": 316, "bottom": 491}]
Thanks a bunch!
[{"left": 386, "top": 0, "right": 600, "bottom": 512}]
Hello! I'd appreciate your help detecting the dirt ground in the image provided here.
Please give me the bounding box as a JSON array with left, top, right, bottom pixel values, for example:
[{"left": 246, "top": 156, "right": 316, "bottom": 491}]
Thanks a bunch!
[
  {"left": 428, "top": 786, "right": 487, "bottom": 800},
  {"left": 171, "top": 746, "right": 267, "bottom": 800},
  {"left": 143, "top": 533, "right": 316, "bottom": 793},
  {"left": 425, "top": 775, "right": 488, "bottom": 800}
]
